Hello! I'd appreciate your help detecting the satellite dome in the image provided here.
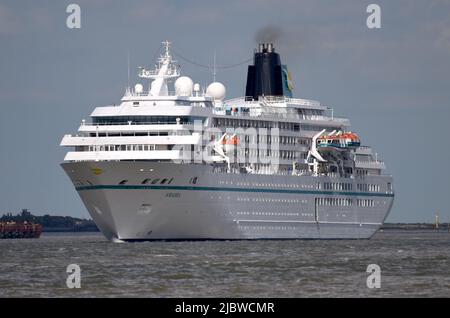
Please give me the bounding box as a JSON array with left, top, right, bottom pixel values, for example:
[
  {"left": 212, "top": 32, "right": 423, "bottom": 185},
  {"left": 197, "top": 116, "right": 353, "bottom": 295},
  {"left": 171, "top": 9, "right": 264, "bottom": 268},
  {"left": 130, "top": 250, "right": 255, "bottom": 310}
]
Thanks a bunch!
[
  {"left": 174, "top": 76, "right": 194, "bottom": 96},
  {"left": 134, "top": 83, "right": 144, "bottom": 94},
  {"left": 206, "top": 82, "right": 226, "bottom": 100}
]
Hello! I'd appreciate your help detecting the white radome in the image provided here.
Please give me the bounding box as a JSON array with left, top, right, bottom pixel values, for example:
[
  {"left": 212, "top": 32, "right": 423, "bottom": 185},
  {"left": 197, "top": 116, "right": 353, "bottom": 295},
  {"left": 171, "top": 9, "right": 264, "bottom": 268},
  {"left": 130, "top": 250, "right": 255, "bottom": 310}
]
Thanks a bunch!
[
  {"left": 174, "top": 76, "right": 194, "bottom": 96},
  {"left": 134, "top": 83, "right": 144, "bottom": 94},
  {"left": 206, "top": 82, "right": 226, "bottom": 100}
]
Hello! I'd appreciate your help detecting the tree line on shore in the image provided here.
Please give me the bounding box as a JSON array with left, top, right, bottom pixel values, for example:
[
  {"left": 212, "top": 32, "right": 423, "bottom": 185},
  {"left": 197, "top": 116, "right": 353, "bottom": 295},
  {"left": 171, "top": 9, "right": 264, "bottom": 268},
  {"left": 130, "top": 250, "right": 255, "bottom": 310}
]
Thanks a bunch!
[{"left": 0, "top": 209, "right": 99, "bottom": 232}]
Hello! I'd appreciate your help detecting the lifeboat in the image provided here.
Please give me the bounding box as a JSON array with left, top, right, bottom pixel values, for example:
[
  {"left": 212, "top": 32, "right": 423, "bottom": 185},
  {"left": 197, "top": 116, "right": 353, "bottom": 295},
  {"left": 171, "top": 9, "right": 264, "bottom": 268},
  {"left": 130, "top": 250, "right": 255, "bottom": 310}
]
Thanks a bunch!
[
  {"left": 316, "top": 131, "right": 360, "bottom": 151},
  {"left": 222, "top": 134, "right": 239, "bottom": 153}
]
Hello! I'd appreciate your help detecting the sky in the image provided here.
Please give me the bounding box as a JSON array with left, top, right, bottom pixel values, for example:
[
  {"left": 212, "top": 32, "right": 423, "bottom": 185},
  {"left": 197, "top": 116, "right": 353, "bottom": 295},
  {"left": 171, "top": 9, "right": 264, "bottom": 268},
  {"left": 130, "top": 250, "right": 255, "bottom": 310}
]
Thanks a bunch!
[{"left": 0, "top": 0, "right": 449, "bottom": 223}]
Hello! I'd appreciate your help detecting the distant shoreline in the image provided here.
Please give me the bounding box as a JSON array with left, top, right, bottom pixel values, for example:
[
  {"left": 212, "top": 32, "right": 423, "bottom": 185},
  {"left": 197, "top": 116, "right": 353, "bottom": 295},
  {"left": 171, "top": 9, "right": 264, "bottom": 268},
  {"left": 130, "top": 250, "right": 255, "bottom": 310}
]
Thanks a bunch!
[{"left": 381, "top": 223, "right": 450, "bottom": 231}]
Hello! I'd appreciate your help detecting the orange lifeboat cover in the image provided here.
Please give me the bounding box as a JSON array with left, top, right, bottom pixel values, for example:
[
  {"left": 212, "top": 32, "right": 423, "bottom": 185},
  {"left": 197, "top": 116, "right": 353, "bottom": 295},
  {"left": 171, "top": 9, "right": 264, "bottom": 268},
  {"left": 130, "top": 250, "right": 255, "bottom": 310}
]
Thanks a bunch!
[{"left": 222, "top": 135, "right": 239, "bottom": 145}]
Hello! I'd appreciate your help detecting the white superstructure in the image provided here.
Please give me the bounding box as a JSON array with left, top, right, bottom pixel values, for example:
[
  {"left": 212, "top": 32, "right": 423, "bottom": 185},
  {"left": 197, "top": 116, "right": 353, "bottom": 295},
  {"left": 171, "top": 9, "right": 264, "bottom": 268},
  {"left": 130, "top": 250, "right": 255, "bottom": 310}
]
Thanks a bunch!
[{"left": 61, "top": 41, "right": 394, "bottom": 241}]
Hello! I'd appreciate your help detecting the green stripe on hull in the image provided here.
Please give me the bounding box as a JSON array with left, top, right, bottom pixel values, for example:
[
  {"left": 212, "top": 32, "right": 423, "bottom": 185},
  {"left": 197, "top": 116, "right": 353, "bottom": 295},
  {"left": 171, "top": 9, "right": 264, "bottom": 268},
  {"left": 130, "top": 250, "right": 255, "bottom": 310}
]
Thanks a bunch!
[{"left": 75, "top": 184, "right": 394, "bottom": 198}]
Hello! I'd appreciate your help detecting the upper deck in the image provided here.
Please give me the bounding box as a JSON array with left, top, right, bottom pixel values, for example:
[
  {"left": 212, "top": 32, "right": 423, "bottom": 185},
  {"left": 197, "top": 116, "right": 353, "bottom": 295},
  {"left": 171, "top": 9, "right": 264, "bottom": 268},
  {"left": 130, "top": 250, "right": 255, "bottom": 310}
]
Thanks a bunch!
[
  {"left": 60, "top": 41, "right": 387, "bottom": 179},
  {"left": 87, "top": 94, "right": 348, "bottom": 128}
]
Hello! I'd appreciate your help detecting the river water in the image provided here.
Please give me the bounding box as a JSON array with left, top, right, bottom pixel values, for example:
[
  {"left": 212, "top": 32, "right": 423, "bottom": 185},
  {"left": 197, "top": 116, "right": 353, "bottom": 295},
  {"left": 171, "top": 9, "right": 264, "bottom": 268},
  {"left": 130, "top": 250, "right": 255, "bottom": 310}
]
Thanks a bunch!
[{"left": 0, "top": 231, "right": 449, "bottom": 297}]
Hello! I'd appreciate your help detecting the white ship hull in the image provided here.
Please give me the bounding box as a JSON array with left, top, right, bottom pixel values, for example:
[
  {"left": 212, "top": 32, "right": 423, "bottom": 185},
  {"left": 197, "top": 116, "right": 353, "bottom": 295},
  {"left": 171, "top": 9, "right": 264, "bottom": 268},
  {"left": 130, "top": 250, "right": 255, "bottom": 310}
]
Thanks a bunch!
[{"left": 62, "top": 162, "right": 394, "bottom": 241}]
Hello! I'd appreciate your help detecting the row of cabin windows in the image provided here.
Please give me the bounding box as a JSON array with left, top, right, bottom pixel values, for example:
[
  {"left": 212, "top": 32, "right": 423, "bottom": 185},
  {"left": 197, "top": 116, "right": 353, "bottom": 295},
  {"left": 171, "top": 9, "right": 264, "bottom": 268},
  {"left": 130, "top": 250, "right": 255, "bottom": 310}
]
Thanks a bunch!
[
  {"left": 118, "top": 177, "right": 197, "bottom": 186},
  {"left": 141, "top": 177, "right": 174, "bottom": 185},
  {"left": 90, "top": 132, "right": 169, "bottom": 137},
  {"left": 213, "top": 118, "right": 279, "bottom": 129},
  {"left": 323, "top": 182, "right": 353, "bottom": 191},
  {"left": 297, "top": 109, "right": 323, "bottom": 116},
  {"left": 87, "top": 132, "right": 308, "bottom": 146},
  {"left": 79, "top": 145, "right": 306, "bottom": 160},
  {"left": 356, "top": 169, "right": 369, "bottom": 176},
  {"left": 317, "top": 197, "right": 353, "bottom": 207},
  {"left": 119, "top": 177, "right": 174, "bottom": 185},
  {"left": 212, "top": 118, "right": 338, "bottom": 133},
  {"left": 88, "top": 132, "right": 309, "bottom": 148},
  {"left": 132, "top": 100, "right": 211, "bottom": 107},
  {"left": 300, "top": 124, "right": 338, "bottom": 131},
  {"left": 83, "top": 144, "right": 170, "bottom": 152},
  {"left": 239, "top": 225, "right": 298, "bottom": 230},
  {"left": 357, "top": 184, "right": 380, "bottom": 192},
  {"left": 92, "top": 116, "right": 205, "bottom": 125},
  {"left": 236, "top": 212, "right": 302, "bottom": 216},
  {"left": 218, "top": 178, "right": 315, "bottom": 188},
  {"left": 234, "top": 149, "right": 305, "bottom": 160},
  {"left": 224, "top": 107, "right": 322, "bottom": 117},
  {"left": 236, "top": 197, "right": 308, "bottom": 204},
  {"left": 209, "top": 133, "right": 309, "bottom": 146},
  {"left": 357, "top": 199, "right": 375, "bottom": 207}
]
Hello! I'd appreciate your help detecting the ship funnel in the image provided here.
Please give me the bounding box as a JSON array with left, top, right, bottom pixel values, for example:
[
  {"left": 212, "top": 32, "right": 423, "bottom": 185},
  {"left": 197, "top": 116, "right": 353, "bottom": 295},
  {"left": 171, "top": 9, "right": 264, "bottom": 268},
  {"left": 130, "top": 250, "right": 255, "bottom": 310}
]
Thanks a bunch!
[{"left": 245, "top": 42, "right": 293, "bottom": 100}]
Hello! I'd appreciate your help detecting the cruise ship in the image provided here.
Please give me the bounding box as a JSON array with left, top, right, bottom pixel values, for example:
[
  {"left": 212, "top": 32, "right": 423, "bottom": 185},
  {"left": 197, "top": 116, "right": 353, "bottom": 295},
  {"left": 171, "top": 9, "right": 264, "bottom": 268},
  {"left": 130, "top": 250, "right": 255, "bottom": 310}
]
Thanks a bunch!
[{"left": 60, "top": 41, "right": 394, "bottom": 241}]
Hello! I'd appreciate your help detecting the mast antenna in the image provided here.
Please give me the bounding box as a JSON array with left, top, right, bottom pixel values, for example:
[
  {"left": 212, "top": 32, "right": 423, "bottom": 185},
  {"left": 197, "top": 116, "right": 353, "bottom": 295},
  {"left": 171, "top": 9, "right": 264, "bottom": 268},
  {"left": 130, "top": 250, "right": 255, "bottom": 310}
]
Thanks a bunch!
[
  {"left": 127, "top": 52, "right": 130, "bottom": 88},
  {"left": 162, "top": 41, "right": 171, "bottom": 59},
  {"left": 213, "top": 50, "right": 217, "bottom": 82}
]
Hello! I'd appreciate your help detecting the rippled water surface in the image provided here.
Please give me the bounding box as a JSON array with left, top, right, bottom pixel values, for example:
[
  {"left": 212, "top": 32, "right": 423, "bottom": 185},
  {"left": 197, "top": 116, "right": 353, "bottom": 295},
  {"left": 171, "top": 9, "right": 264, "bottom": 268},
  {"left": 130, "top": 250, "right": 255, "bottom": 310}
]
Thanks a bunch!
[{"left": 0, "top": 231, "right": 449, "bottom": 297}]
